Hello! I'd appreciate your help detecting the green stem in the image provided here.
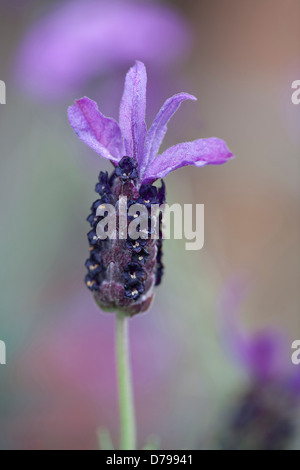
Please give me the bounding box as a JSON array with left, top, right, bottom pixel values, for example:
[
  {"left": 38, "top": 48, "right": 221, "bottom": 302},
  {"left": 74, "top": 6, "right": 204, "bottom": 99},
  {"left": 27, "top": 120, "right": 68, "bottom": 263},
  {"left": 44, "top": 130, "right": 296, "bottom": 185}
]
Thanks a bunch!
[{"left": 116, "top": 313, "right": 137, "bottom": 450}]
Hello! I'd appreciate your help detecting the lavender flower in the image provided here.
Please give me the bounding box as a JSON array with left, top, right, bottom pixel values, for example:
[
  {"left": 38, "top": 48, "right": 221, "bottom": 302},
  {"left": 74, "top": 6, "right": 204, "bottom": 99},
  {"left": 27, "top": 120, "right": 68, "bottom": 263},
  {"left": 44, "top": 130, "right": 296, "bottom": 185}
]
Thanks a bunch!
[
  {"left": 218, "top": 278, "right": 300, "bottom": 450},
  {"left": 68, "top": 61, "right": 234, "bottom": 315},
  {"left": 15, "top": 0, "right": 192, "bottom": 99}
]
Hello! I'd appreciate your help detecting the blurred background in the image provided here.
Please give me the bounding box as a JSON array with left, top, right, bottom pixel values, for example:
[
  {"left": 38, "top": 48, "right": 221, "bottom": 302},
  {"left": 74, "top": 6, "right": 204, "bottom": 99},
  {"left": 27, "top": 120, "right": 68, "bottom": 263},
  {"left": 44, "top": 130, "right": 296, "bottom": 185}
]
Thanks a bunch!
[{"left": 0, "top": 0, "right": 299, "bottom": 450}]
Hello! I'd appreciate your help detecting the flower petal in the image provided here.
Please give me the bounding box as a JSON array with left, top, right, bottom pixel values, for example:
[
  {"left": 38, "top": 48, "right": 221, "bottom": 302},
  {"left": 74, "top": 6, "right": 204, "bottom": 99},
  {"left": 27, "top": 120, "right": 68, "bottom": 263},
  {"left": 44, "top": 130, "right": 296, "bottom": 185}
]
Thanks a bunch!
[
  {"left": 119, "top": 61, "right": 147, "bottom": 166},
  {"left": 142, "top": 137, "right": 234, "bottom": 183},
  {"left": 68, "top": 97, "right": 123, "bottom": 163},
  {"left": 142, "top": 93, "right": 197, "bottom": 176}
]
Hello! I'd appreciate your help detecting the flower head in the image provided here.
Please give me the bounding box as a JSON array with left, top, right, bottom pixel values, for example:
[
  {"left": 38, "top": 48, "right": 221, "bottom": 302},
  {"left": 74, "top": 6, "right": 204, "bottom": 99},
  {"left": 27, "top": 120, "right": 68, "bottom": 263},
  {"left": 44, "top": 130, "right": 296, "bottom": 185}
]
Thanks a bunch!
[
  {"left": 68, "top": 61, "right": 234, "bottom": 315},
  {"left": 218, "top": 277, "right": 300, "bottom": 450}
]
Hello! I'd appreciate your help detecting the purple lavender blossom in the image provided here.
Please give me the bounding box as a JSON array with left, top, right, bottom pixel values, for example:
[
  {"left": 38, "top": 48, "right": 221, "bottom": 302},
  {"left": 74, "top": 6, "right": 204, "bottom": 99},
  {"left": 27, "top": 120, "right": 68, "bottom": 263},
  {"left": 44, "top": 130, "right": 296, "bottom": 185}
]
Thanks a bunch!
[
  {"left": 218, "top": 278, "right": 300, "bottom": 450},
  {"left": 15, "top": 0, "right": 192, "bottom": 99},
  {"left": 68, "top": 61, "right": 234, "bottom": 315}
]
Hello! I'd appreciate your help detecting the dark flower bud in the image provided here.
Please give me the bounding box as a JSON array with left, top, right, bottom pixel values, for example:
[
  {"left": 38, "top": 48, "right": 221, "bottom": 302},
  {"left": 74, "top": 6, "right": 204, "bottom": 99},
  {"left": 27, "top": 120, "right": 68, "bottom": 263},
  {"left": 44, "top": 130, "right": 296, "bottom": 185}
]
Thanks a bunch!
[
  {"left": 87, "top": 213, "right": 100, "bottom": 228},
  {"left": 132, "top": 248, "right": 150, "bottom": 265},
  {"left": 95, "top": 171, "right": 110, "bottom": 195},
  {"left": 126, "top": 238, "right": 148, "bottom": 252},
  {"left": 91, "top": 194, "right": 112, "bottom": 213},
  {"left": 90, "top": 247, "right": 102, "bottom": 264},
  {"left": 87, "top": 229, "right": 99, "bottom": 246},
  {"left": 91, "top": 199, "right": 104, "bottom": 212},
  {"left": 138, "top": 184, "right": 158, "bottom": 208},
  {"left": 85, "top": 274, "right": 100, "bottom": 292},
  {"left": 124, "top": 280, "right": 145, "bottom": 300},
  {"left": 85, "top": 259, "right": 103, "bottom": 276},
  {"left": 115, "top": 156, "right": 139, "bottom": 182},
  {"left": 123, "top": 262, "right": 145, "bottom": 282}
]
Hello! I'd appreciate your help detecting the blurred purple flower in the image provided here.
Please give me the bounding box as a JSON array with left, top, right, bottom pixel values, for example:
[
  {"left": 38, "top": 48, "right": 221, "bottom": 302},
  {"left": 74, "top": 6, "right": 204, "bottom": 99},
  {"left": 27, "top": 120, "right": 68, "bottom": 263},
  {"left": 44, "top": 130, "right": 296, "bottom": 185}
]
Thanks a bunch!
[
  {"left": 219, "top": 277, "right": 300, "bottom": 387},
  {"left": 218, "top": 277, "right": 300, "bottom": 450},
  {"left": 15, "top": 0, "right": 192, "bottom": 99},
  {"left": 219, "top": 277, "right": 289, "bottom": 383}
]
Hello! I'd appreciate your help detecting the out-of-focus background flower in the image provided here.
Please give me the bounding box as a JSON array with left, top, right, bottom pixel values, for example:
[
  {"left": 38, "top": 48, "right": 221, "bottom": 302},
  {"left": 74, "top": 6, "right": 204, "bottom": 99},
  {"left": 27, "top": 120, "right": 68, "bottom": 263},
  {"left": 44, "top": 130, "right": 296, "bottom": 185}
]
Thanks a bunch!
[{"left": 0, "top": 0, "right": 299, "bottom": 450}]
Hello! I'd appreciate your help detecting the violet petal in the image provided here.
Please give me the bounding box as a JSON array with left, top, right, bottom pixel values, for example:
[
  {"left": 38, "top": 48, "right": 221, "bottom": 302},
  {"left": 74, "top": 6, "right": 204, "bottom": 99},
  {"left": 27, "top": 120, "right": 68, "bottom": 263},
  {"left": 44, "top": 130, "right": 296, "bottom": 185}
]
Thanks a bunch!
[
  {"left": 68, "top": 97, "right": 123, "bottom": 162},
  {"left": 142, "top": 92, "right": 197, "bottom": 176},
  {"left": 119, "top": 61, "right": 147, "bottom": 166},
  {"left": 143, "top": 137, "right": 234, "bottom": 183}
]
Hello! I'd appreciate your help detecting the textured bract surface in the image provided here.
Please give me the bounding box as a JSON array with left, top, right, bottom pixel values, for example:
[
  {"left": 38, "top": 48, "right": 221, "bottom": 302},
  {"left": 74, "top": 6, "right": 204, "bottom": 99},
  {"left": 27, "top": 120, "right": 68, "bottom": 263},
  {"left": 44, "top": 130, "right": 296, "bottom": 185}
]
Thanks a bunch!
[{"left": 85, "top": 157, "right": 165, "bottom": 316}]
